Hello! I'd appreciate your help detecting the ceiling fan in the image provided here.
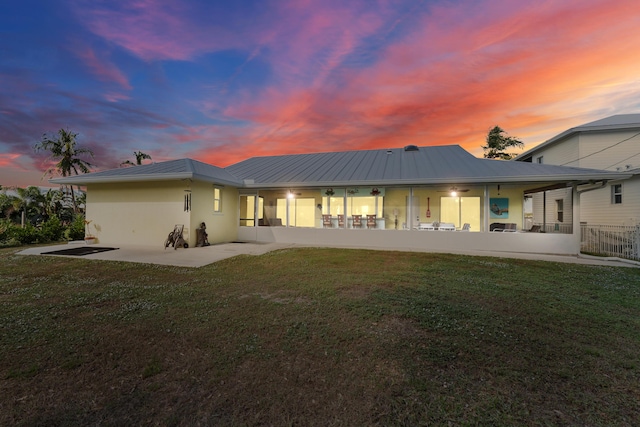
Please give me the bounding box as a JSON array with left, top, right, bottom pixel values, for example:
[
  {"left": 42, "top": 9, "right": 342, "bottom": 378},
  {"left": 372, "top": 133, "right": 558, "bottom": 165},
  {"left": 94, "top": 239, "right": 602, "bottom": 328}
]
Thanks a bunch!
[{"left": 437, "top": 186, "right": 469, "bottom": 195}]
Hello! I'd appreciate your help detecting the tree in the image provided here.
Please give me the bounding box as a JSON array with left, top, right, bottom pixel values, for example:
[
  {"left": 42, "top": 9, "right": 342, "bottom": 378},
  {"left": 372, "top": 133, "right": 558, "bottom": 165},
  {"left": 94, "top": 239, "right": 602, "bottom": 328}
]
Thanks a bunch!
[
  {"left": 12, "top": 186, "right": 46, "bottom": 225},
  {"left": 482, "top": 126, "right": 524, "bottom": 160},
  {"left": 121, "top": 151, "right": 152, "bottom": 167},
  {"left": 34, "top": 129, "right": 94, "bottom": 212}
]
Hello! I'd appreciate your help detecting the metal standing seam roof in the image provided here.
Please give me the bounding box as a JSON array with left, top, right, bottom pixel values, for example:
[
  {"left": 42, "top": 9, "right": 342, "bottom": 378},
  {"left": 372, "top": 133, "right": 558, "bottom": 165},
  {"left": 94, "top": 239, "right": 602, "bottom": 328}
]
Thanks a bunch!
[
  {"left": 50, "top": 158, "right": 243, "bottom": 186},
  {"left": 225, "top": 145, "right": 629, "bottom": 187},
  {"left": 50, "top": 145, "right": 631, "bottom": 188},
  {"left": 514, "top": 114, "right": 640, "bottom": 161}
]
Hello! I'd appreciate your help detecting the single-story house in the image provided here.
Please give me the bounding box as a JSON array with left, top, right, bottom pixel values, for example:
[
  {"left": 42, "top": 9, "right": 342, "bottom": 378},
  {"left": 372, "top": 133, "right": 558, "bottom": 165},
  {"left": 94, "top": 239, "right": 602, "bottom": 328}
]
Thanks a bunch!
[{"left": 51, "top": 144, "right": 630, "bottom": 256}]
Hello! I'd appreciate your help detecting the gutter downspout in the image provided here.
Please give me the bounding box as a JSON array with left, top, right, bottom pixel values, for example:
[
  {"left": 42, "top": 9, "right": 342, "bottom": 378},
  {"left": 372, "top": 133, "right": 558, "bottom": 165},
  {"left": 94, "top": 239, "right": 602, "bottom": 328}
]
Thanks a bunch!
[{"left": 576, "top": 181, "right": 607, "bottom": 194}]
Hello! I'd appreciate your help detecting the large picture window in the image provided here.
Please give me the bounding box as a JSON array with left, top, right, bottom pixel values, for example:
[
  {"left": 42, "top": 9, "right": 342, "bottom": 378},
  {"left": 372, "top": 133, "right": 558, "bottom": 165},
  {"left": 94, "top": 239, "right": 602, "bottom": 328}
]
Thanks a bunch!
[
  {"left": 276, "top": 197, "right": 316, "bottom": 227},
  {"left": 440, "top": 196, "right": 480, "bottom": 230}
]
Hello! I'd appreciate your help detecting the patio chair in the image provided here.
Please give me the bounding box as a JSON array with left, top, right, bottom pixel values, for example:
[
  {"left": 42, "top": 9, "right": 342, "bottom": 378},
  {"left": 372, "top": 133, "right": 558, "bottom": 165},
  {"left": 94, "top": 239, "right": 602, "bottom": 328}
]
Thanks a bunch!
[
  {"left": 503, "top": 223, "right": 517, "bottom": 232},
  {"left": 322, "top": 214, "right": 332, "bottom": 228},
  {"left": 459, "top": 223, "right": 470, "bottom": 232},
  {"left": 525, "top": 225, "right": 541, "bottom": 233},
  {"left": 338, "top": 214, "right": 345, "bottom": 228},
  {"left": 352, "top": 215, "right": 362, "bottom": 228},
  {"left": 366, "top": 214, "right": 376, "bottom": 229},
  {"left": 438, "top": 223, "right": 456, "bottom": 231}
]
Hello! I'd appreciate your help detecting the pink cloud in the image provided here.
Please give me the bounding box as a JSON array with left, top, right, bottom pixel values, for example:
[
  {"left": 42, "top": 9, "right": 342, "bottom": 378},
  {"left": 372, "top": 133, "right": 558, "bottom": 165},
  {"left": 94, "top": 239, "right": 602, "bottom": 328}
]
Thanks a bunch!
[
  {"left": 72, "top": 0, "right": 249, "bottom": 61},
  {"left": 0, "top": 153, "right": 20, "bottom": 167},
  {"left": 75, "top": 46, "right": 132, "bottom": 91},
  {"left": 202, "top": 0, "right": 640, "bottom": 162}
]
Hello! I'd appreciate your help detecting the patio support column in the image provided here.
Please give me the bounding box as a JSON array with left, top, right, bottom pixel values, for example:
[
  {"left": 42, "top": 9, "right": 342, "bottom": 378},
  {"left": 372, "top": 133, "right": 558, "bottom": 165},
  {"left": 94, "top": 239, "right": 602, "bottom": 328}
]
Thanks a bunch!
[
  {"left": 483, "top": 185, "right": 490, "bottom": 232},
  {"left": 572, "top": 184, "right": 581, "bottom": 252},
  {"left": 409, "top": 187, "right": 415, "bottom": 229},
  {"left": 543, "top": 191, "right": 547, "bottom": 231}
]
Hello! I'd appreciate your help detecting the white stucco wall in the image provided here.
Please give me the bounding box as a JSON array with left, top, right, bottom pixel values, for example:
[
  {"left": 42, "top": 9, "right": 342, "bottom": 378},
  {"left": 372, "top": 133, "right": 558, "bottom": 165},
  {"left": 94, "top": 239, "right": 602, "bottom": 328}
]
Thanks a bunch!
[
  {"left": 85, "top": 180, "right": 240, "bottom": 246},
  {"left": 86, "top": 181, "right": 190, "bottom": 246},
  {"left": 188, "top": 181, "right": 239, "bottom": 244},
  {"left": 236, "top": 226, "right": 580, "bottom": 256}
]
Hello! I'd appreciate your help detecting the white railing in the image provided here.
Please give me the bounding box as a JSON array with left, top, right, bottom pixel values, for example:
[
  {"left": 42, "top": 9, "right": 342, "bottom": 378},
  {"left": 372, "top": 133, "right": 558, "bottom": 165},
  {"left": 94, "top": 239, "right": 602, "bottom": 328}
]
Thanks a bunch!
[
  {"left": 580, "top": 224, "right": 640, "bottom": 261},
  {"left": 539, "top": 222, "right": 573, "bottom": 234}
]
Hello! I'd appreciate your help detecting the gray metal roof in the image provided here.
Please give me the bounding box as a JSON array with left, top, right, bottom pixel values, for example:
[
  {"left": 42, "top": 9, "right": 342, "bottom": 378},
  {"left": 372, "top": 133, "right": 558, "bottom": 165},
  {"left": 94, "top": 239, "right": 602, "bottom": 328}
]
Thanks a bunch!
[
  {"left": 50, "top": 158, "right": 243, "bottom": 186},
  {"left": 514, "top": 114, "right": 640, "bottom": 161},
  {"left": 227, "top": 144, "right": 628, "bottom": 187},
  {"left": 52, "top": 144, "right": 630, "bottom": 188}
]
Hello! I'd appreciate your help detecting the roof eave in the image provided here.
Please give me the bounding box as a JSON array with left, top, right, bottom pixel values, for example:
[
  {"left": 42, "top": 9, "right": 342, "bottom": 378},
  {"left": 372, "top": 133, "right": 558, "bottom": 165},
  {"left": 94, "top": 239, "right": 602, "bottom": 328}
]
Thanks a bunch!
[
  {"left": 50, "top": 173, "right": 243, "bottom": 187},
  {"left": 240, "top": 172, "right": 631, "bottom": 188}
]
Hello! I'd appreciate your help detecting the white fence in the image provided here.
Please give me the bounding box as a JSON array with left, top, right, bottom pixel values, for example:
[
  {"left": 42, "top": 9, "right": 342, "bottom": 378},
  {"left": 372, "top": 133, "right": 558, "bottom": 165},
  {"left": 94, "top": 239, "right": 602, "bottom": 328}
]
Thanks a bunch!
[
  {"left": 539, "top": 222, "right": 573, "bottom": 234},
  {"left": 580, "top": 224, "right": 640, "bottom": 261}
]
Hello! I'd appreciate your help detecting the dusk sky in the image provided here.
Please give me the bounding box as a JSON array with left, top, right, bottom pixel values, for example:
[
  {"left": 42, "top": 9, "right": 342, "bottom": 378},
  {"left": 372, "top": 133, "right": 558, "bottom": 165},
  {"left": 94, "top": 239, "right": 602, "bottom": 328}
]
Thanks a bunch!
[{"left": 2, "top": 0, "right": 640, "bottom": 187}]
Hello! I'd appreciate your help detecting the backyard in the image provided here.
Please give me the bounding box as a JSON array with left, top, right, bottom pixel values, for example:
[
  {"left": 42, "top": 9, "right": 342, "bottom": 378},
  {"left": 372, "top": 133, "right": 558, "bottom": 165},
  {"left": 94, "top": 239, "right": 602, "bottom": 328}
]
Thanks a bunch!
[{"left": 1, "top": 246, "right": 639, "bottom": 426}]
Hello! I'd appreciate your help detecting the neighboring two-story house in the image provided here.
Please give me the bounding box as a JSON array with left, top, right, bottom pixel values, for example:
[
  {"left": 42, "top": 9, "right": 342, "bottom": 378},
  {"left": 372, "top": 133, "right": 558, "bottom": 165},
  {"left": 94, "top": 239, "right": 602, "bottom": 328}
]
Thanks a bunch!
[
  {"left": 514, "top": 114, "right": 640, "bottom": 228},
  {"left": 514, "top": 114, "right": 640, "bottom": 260}
]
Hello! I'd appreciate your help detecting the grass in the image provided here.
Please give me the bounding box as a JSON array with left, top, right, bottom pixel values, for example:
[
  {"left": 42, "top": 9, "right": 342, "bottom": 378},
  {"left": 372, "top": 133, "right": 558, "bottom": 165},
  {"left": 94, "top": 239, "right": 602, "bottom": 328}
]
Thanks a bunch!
[{"left": 1, "top": 246, "right": 639, "bottom": 426}]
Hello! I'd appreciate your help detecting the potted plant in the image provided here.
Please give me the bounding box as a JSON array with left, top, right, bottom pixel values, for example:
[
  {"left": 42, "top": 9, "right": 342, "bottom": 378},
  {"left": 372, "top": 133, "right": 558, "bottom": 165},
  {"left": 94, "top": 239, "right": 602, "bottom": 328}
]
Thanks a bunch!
[{"left": 84, "top": 219, "right": 97, "bottom": 244}]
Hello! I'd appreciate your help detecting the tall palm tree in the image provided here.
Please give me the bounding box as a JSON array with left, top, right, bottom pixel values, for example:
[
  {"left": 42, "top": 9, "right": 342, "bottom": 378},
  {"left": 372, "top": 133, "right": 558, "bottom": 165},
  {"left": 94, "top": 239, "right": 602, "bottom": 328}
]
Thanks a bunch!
[
  {"left": 34, "top": 129, "right": 94, "bottom": 212},
  {"left": 121, "top": 151, "right": 152, "bottom": 166}
]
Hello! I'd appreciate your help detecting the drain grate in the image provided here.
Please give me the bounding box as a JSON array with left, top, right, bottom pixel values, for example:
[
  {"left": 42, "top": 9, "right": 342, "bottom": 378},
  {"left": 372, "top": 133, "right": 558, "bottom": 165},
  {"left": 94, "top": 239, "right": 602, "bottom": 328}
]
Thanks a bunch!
[{"left": 42, "top": 246, "right": 119, "bottom": 256}]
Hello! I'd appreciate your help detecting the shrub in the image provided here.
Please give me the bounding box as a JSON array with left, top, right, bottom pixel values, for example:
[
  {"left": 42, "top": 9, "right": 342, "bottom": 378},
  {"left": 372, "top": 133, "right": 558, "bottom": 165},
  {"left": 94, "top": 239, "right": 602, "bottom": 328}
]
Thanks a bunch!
[
  {"left": 39, "top": 215, "right": 65, "bottom": 243},
  {"left": 10, "top": 223, "right": 39, "bottom": 244},
  {"left": 0, "top": 219, "right": 13, "bottom": 245},
  {"left": 67, "top": 214, "right": 86, "bottom": 241}
]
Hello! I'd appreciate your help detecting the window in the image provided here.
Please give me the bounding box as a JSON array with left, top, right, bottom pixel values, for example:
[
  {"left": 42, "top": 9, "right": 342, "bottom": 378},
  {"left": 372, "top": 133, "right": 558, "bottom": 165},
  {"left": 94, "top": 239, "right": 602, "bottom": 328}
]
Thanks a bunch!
[
  {"left": 440, "top": 196, "right": 480, "bottom": 230},
  {"left": 611, "top": 184, "right": 622, "bottom": 204},
  {"left": 239, "top": 195, "right": 263, "bottom": 226},
  {"left": 536, "top": 156, "right": 543, "bottom": 164},
  {"left": 213, "top": 187, "right": 222, "bottom": 212},
  {"left": 556, "top": 199, "right": 564, "bottom": 222},
  {"left": 276, "top": 197, "right": 315, "bottom": 227}
]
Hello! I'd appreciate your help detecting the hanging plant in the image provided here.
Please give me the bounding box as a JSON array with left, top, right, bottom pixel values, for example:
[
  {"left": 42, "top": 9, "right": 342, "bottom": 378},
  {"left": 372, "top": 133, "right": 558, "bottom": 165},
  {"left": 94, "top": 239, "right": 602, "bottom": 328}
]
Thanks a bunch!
[
  {"left": 347, "top": 188, "right": 359, "bottom": 195},
  {"left": 370, "top": 187, "right": 380, "bottom": 196},
  {"left": 325, "top": 188, "right": 335, "bottom": 196}
]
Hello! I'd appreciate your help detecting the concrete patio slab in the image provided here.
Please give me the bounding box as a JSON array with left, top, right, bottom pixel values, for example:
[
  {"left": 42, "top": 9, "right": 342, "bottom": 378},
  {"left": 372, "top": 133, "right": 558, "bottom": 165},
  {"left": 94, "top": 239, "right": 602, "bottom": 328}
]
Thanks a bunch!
[{"left": 17, "top": 241, "right": 638, "bottom": 268}]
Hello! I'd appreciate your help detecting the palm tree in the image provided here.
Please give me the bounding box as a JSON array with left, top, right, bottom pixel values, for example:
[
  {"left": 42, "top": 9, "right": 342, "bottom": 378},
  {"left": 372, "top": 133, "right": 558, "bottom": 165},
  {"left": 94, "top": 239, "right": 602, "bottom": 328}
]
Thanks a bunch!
[
  {"left": 121, "top": 151, "right": 152, "bottom": 167},
  {"left": 12, "top": 186, "right": 45, "bottom": 226},
  {"left": 482, "top": 126, "right": 524, "bottom": 160},
  {"left": 34, "top": 129, "right": 94, "bottom": 212}
]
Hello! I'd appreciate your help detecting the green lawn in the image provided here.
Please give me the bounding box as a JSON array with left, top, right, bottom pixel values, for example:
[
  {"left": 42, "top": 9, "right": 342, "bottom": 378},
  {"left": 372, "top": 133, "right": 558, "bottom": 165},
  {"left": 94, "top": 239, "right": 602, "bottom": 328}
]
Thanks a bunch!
[{"left": 1, "top": 246, "right": 639, "bottom": 426}]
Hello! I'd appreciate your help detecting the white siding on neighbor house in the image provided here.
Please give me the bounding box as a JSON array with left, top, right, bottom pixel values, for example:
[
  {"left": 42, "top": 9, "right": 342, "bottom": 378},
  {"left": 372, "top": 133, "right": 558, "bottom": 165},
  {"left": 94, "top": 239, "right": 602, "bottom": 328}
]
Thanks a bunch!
[
  {"left": 530, "top": 188, "right": 573, "bottom": 229},
  {"left": 577, "top": 131, "right": 640, "bottom": 171},
  {"left": 532, "top": 135, "right": 580, "bottom": 166},
  {"left": 579, "top": 176, "right": 640, "bottom": 226}
]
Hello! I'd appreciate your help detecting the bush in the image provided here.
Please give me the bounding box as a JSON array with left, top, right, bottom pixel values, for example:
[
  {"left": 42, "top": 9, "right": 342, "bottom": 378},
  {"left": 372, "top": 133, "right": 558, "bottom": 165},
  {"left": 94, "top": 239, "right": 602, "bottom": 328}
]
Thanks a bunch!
[
  {"left": 39, "top": 215, "right": 65, "bottom": 243},
  {"left": 67, "top": 214, "right": 86, "bottom": 241},
  {"left": 0, "top": 219, "right": 13, "bottom": 245},
  {"left": 10, "top": 223, "right": 40, "bottom": 245}
]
